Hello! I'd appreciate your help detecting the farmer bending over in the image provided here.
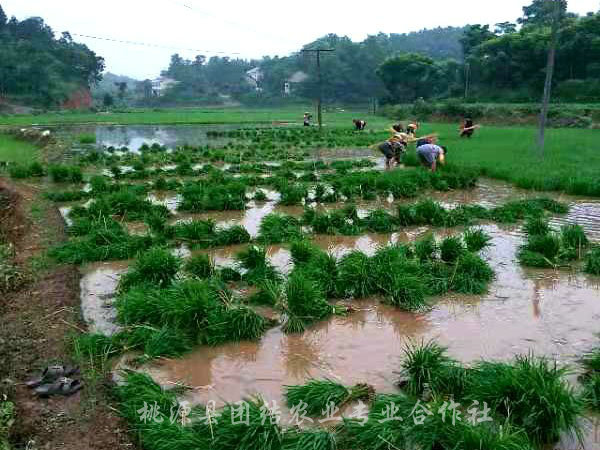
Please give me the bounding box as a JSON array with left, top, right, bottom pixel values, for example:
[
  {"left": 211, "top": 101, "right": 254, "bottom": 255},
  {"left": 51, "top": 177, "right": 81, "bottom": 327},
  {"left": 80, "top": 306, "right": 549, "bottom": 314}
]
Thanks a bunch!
[
  {"left": 303, "top": 112, "right": 312, "bottom": 127},
  {"left": 460, "top": 118, "right": 479, "bottom": 138},
  {"left": 379, "top": 137, "right": 405, "bottom": 169},
  {"left": 416, "top": 142, "right": 447, "bottom": 172},
  {"left": 353, "top": 119, "right": 367, "bottom": 131}
]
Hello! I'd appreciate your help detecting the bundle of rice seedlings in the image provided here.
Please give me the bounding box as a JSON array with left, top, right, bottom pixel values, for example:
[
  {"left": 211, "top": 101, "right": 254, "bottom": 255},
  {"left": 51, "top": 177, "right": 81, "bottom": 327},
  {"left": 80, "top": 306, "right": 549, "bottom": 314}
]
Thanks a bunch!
[
  {"left": 120, "top": 247, "right": 181, "bottom": 291},
  {"left": 491, "top": 198, "right": 568, "bottom": 223},
  {"left": 365, "top": 209, "right": 397, "bottom": 233},
  {"left": 560, "top": 224, "right": 589, "bottom": 251},
  {"left": 451, "top": 252, "right": 494, "bottom": 294},
  {"left": 73, "top": 333, "right": 120, "bottom": 368},
  {"left": 463, "top": 228, "right": 492, "bottom": 252},
  {"left": 580, "top": 347, "right": 600, "bottom": 410},
  {"left": 415, "top": 234, "right": 437, "bottom": 262},
  {"left": 440, "top": 236, "right": 466, "bottom": 263},
  {"left": 280, "top": 184, "right": 308, "bottom": 206},
  {"left": 172, "top": 219, "right": 217, "bottom": 244},
  {"left": 249, "top": 279, "right": 283, "bottom": 306},
  {"left": 236, "top": 245, "right": 282, "bottom": 285},
  {"left": 382, "top": 274, "right": 427, "bottom": 311},
  {"left": 339, "top": 394, "right": 413, "bottom": 450},
  {"left": 254, "top": 189, "right": 268, "bottom": 201},
  {"left": 203, "top": 305, "right": 268, "bottom": 346},
  {"left": 49, "top": 164, "right": 83, "bottom": 183},
  {"left": 525, "top": 233, "right": 561, "bottom": 260},
  {"left": 219, "top": 267, "right": 243, "bottom": 282},
  {"left": 523, "top": 216, "right": 550, "bottom": 236},
  {"left": 413, "top": 200, "right": 448, "bottom": 226},
  {"left": 257, "top": 214, "right": 304, "bottom": 244},
  {"left": 215, "top": 225, "right": 251, "bottom": 246},
  {"left": 282, "top": 430, "right": 337, "bottom": 450},
  {"left": 466, "top": 354, "right": 583, "bottom": 445},
  {"left": 117, "top": 325, "right": 193, "bottom": 359},
  {"left": 179, "top": 181, "right": 247, "bottom": 212},
  {"left": 396, "top": 204, "right": 416, "bottom": 226},
  {"left": 518, "top": 249, "right": 554, "bottom": 268},
  {"left": 400, "top": 340, "right": 461, "bottom": 397},
  {"left": 290, "top": 240, "right": 320, "bottom": 265},
  {"left": 336, "top": 251, "right": 375, "bottom": 298},
  {"left": 285, "top": 379, "right": 374, "bottom": 417},
  {"left": 585, "top": 247, "right": 600, "bottom": 275},
  {"left": 211, "top": 397, "right": 283, "bottom": 450},
  {"left": 184, "top": 254, "right": 215, "bottom": 279},
  {"left": 285, "top": 271, "right": 332, "bottom": 330}
]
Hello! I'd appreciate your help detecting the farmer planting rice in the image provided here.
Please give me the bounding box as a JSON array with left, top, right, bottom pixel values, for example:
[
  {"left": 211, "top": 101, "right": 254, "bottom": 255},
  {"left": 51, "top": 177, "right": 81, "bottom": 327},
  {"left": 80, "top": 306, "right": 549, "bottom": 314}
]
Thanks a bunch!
[
  {"left": 353, "top": 119, "right": 367, "bottom": 130},
  {"left": 416, "top": 142, "right": 447, "bottom": 172},
  {"left": 378, "top": 135, "right": 406, "bottom": 169},
  {"left": 460, "top": 117, "right": 480, "bottom": 138}
]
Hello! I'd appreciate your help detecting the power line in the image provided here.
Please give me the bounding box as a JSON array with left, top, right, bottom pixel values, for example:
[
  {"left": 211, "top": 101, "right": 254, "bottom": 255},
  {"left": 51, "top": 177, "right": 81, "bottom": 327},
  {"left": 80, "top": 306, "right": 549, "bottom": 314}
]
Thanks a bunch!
[{"left": 71, "top": 32, "right": 241, "bottom": 56}]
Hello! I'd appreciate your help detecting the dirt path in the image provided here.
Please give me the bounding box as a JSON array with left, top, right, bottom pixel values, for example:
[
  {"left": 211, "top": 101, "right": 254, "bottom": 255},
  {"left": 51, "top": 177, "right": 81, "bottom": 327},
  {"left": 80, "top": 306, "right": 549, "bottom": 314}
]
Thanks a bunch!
[{"left": 0, "top": 179, "right": 133, "bottom": 450}]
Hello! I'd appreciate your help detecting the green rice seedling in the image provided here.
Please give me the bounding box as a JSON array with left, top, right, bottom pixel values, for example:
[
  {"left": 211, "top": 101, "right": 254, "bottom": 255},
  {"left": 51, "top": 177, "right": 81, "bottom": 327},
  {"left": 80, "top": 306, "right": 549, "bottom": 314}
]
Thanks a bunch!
[
  {"left": 518, "top": 249, "right": 554, "bottom": 268},
  {"left": 382, "top": 273, "right": 427, "bottom": 311},
  {"left": 173, "top": 219, "right": 216, "bottom": 245},
  {"left": 219, "top": 267, "right": 243, "bottom": 282},
  {"left": 336, "top": 251, "right": 374, "bottom": 298},
  {"left": 585, "top": 247, "right": 600, "bottom": 275},
  {"left": 415, "top": 234, "right": 438, "bottom": 262},
  {"left": 179, "top": 181, "right": 247, "bottom": 212},
  {"left": 561, "top": 224, "right": 589, "bottom": 250},
  {"left": 280, "top": 184, "right": 308, "bottom": 206},
  {"left": 254, "top": 189, "right": 268, "bottom": 201},
  {"left": 524, "top": 216, "right": 550, "bottom": 236},
  {"left": 8, "top": 164, "right": 32, "bottom": 179},
  {"left": 582, "top": 373, "right": 600, "bottom": 410},
  {"left": 524, "top": 233, "right": 561, "bottom": 259},
  {"left": 440, "top": 236, "right": 466, "bottom": 263},
  {"left": 466, "top": 354, "right": 583, "bottom": 445},
  {"left": 285, "top": 379, "right": 350, "bottom": 416},
  {"left": 210, "top": 397, "right": 283, "bottom": 450},
  {"left": 451, "top": 251, "right": 494, "bottom": 294},
  {"left": 364, "top": 209, "right": 397, "bottom": 233},
  {"left": 72, "top": 333, "right": 120, "bottom": 369},
  {"left": 339, "top": 394, "right": 413, "bottom": 450},
  {"left": 120, "top": 247, "right": 181, "bottom": 291},
  {"left": 491, "top": 198, "right": 568, "bottom": 223},
  {"left": 285, "top": 271, "right": 333, "bottom": 330},
  {"left": 290, "top": 240, "right": 320, "bottom": 265},
  {"left": 184, "top": 254, "right": 215, "bottom": 279},
  {"left": 78, "top": 133, "right": 96, "bottom": 144},
  {"left": 400, "top": 340, "right": 459, "bottom": 397},
  {"left": 48, "top": 164, "right": 83, "bottom": 183},
  {"left": 215, "top": 225, "right": 251, "bottom": 247},
  {"left": 236, "top": 245, "right": 282, "bottom": 285},
  {"left": 50, "top": 222, "right": 155, "bottom": 264},
  {"left": 203, "top": 305, "right": 268, "bottom": 346},
  {"left": 45, "top": 190, "right": 89, "bottom": 202},
  {"left": 412, "top": 199, "right": 448, "bottom": 226},
  {"left": 463, "top": 228, "right": 492, "bottom": 252},
  {"left": 249, "top": 279, "right": 283, "bottom": 306},
  {"left": 396, "top": 203, "right": 416, "bottom": 226},
  {"left": 257, "top": 214, "right": 304, "bottom": 244},
  {"left": 117, "top": 325, "right": 193, "bottom": 359},
  {"left": 290, "top": 242, "right": 338, "bottom": 297},
  {"left": 282, "top": 430, "right": 337, "bottom": 450}
]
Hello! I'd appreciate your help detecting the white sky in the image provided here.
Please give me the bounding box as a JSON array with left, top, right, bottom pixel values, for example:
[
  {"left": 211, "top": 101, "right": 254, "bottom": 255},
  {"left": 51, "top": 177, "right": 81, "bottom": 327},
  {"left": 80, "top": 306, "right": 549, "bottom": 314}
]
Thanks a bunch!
[{"left": 3, "top": 0, "right": 599, "bottom": 79}]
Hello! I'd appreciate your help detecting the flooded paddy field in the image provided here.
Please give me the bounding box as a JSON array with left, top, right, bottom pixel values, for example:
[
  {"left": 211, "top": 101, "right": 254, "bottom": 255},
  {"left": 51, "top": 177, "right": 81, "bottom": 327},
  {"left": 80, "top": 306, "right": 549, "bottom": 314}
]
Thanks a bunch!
[{"left": 46, "top": 124, "right": 600, "bottom": 449}]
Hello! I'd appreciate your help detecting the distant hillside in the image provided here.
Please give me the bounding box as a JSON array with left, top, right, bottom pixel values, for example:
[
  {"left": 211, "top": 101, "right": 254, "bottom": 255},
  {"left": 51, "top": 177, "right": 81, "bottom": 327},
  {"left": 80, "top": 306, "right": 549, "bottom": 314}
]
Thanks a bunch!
[{"left": 386, "top": 27, "right": 465, "bottom": 60}]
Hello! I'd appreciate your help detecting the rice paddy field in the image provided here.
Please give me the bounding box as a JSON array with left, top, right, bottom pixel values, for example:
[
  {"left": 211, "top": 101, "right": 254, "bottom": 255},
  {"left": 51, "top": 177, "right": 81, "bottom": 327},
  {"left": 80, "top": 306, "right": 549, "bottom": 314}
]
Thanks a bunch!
[{"left": 3, "top": 113, "right": 600, "bottom": 450}]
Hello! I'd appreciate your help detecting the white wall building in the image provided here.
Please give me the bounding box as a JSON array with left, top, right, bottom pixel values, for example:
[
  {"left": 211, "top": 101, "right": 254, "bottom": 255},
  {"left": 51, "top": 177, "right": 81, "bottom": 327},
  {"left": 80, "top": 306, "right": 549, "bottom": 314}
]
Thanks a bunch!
[{"left": 151, "top": 77, "right": 178, "bottom": 97}]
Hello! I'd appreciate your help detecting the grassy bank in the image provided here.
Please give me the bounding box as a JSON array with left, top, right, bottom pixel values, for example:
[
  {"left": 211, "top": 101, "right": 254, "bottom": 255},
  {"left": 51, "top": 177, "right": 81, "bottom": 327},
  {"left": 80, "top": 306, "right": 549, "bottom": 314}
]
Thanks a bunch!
[{"left": 0, "top": 134, "right": 39, "bottom": 165}]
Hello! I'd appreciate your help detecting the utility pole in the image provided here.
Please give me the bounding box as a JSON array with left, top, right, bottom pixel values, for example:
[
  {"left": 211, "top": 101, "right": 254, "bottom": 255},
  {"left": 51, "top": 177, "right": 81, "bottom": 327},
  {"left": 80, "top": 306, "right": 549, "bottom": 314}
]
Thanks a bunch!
[
  {"left": 464, "top": 62, "right": 471, "bottom": 99},
  {"left": 302, "top": 48, "right": 334, "bottom": 129}
]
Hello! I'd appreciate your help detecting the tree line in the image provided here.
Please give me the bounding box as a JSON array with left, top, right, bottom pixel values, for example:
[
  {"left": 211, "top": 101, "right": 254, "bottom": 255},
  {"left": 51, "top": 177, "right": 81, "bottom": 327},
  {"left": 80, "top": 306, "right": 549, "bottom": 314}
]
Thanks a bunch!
[{"left": 0, "top": 3, "right": 104, "bottom": 107}]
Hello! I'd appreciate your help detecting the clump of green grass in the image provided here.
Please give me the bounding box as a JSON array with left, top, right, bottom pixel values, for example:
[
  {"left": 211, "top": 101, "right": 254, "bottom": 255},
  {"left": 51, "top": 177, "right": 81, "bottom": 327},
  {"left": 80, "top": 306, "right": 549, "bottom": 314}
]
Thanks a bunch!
[
  {"left": 336, "top": 250, "right": 374, "bottom": 298},
  {"left": 283, "top": 271, "right": 334, "bottom": 333},
  {"left": 285, "top": 379, "right": 374, "bottom": 416},
  {"left": 236, "top": 245, "right": 281, "bottom": 285},
  {"left": 382, "top": 274, "right": 427, "bottom": 311},
  {"left": 364, "top": 209, "right": 397, "bottom": 233},
  {"left": 400, "top": 340, "right": 464, "bottom": 397},
  {"left": 257, "top": 214, "right": 304, "bottom": 244},
  {"left": 254, "top": 189, "right": 268, "bottom": 201},
  {"left": 466, "top": 354, "right": 583, "bottom": 445},
  {"left": 305, "top": 205, "right": 364, "bottom": 236},
  {"left": 78, "top": 133, "right": 96, "bottom": 144},
  {"left": 463, "top": 228, "right": 492, "bottom": 252},
  {"left": 561, "top": 224, "right": 589, "bottom": 251},
  {"left": 290, "top": 240, "right": 338, "bottom": 297},
  {"left": 178, "top": 181, "right": 247, "bottom": 212},
  {"left": 9, "top": 161, "right": 45, "bottom": 179},
  {"left": 585, "top": 247, "right": 600, "bottom": 275},
  {"left": 523, "top": 216, "right": 550, "bottom": 236},
  {"left": 48, "top": 164, "right": 83, "bottom": 183},
  {"left": 415, "top": 234, "right": 437, "bottom": 262},
  {"left": 118, "top": 325, "right": 193, "bottom": 359},
  {"left": 120, "top": 247, "right": 181, "bottom": 291},
  {"left": 440, "top": 236, "right": 466, "bottom": 263},
  {"left": 279, "top": 184, "right": 307, "bottom": 206},
  {"left": 184, "top": 254, "right": 215, "bottom": 279},
  {"left": 451, "top": 251, "right": 494, "bottom": 294},
  {"left": 210, "top": 397, "right": 283, "bottom": 450},
  {"left": 580, "top": 347, "right": 600, "bottom": 411},
  {"left": 203, "top": 304, "right": 268, "bottom": 346}
]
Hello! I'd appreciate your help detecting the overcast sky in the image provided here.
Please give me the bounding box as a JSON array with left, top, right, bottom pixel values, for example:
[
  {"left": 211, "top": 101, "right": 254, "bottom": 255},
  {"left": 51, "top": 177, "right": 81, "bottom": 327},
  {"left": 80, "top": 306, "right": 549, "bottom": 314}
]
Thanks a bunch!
[{"left": 2, "top": 0, "right": 599, "bottom": 79}]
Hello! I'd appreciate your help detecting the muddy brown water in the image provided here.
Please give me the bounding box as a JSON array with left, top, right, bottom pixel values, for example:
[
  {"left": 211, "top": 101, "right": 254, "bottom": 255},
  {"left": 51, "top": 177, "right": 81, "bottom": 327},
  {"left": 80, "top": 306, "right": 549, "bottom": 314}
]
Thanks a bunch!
[{"left": 74, "top": 176, "right": 600, "bottom": 447}]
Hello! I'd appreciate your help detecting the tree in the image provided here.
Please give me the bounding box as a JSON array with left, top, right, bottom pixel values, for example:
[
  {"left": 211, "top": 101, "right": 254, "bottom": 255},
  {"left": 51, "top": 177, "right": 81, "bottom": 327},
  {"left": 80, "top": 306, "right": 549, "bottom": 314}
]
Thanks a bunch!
[
  {"left": 529, "top": 0, "right": 568, "bottom": 156},
  {"left": 494, "top": 22, "right": 517, "bottom": 34},
  {"left": 0, "top": 3, "right": 7, "bottom": 30},
  {"left": 460, "top": 25, "right": 495, "bottom": 56},
  {"left": 103, "top": 93, "right": 114, "bottom": 108},
  {"left": 115, "top": 81, "right": 127, "bottom": 100},
  {"left": 377, "top": 53, "right": 437, "bottom": 102}
]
